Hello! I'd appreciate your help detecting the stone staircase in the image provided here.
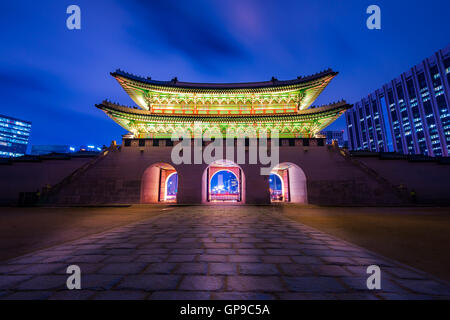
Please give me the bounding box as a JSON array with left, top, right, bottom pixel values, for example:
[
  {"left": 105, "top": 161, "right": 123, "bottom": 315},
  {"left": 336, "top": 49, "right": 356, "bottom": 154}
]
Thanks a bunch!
[
  {"left": 335, "top": 147, "right": 411, "bottom": 203},
  {"left": 41, "top": 146, "right": 114, "bottom": 205}
]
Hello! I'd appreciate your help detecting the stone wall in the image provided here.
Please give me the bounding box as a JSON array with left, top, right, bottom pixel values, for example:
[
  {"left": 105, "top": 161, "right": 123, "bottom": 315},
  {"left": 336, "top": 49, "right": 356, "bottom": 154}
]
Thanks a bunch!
[
  {"left": 0, "top": 157, "right": 93, "bottom": 205},
  {"left": 357, "top": 157, "right": 450, "bottom": 205},
  {"left": 8, "top": 139, "right": 448, "bottom": 206},
  {"left": 44, "top": 140, "right": 413, "bottom": 206}
]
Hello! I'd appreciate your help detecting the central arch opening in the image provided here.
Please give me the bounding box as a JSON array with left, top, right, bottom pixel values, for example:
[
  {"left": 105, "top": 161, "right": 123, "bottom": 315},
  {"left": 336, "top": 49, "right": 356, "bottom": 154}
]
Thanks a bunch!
[
  {"left": 203, "top": 159, "right": 244, "bottom": 203},
  {"left": 210, "top": 170, "right": 239, "bottom": 201}
]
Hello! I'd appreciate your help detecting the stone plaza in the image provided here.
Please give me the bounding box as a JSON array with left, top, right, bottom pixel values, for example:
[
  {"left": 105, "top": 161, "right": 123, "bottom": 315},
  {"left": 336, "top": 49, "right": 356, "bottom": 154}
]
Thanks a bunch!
[{"left": 1, "top": 206, "right": 449, "bottom": 300}]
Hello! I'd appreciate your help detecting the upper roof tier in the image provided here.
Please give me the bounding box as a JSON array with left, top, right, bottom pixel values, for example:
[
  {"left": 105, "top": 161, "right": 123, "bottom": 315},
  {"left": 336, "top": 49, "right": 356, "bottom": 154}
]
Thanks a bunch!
[
  {"left": 111, "top": 69, "right": 338, "bottom": 90},
  {"left": 111, "top": 69, "right": 338, "bottom": 112}
]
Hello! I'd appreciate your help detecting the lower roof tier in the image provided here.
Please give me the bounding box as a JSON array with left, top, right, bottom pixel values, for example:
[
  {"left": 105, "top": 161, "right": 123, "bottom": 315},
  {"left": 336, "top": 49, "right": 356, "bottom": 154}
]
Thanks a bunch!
[{"left": 97, "top": 100, "right": 351, "bottom": 138}]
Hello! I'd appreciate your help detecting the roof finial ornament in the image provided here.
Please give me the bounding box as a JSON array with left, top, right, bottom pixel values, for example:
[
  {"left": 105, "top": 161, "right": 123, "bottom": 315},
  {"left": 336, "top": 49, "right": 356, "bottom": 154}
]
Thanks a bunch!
[
  {"left": 172, "top": 77, "right": 178, "bottom": 83},
  {"left": 271, "top": 76, "right": 278, "bottom": 82}
]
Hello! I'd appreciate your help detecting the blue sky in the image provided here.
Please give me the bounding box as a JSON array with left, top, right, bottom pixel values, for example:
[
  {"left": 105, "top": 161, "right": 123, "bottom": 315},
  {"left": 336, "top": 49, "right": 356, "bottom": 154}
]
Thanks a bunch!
[{"left": 0, "top": 0, "right": 449, "bottom": 149}]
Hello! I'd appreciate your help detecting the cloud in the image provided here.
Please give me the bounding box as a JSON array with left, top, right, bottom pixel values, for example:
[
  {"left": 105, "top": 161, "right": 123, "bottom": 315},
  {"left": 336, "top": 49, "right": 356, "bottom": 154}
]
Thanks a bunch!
[{"left": 122, "top": 0, "right": 249, "bottom": 66}]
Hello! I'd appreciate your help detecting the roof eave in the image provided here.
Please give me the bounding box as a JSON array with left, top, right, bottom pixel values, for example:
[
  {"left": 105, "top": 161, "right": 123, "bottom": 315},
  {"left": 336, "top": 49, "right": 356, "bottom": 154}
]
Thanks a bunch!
[{"left": 110, "top": 69, "right": 338, "bottom": 91}]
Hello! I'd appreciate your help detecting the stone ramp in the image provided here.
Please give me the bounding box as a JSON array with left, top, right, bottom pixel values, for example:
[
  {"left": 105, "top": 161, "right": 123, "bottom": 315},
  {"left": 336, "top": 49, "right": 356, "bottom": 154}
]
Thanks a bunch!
[
  {"left": 1, "top": 206, "right": 449, "bottom": 300},
  {"left": 356, "top": 155, "right": 450, "bottom": 205},
  {"left": 305, "top": 148, "right": 405, "bottom": 205},
  {"left": 45, "top": 147, "right": 142, "bottom": 205}
]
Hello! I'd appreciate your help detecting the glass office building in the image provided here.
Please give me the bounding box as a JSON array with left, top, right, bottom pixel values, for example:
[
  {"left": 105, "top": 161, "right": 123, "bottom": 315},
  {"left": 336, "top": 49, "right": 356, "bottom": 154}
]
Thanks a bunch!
[
  {"left": 0, "top": 114, "right": 32, "bottom": 157},
  {"left": 346, "top": 44, "right": 450, "bottom": 157}
]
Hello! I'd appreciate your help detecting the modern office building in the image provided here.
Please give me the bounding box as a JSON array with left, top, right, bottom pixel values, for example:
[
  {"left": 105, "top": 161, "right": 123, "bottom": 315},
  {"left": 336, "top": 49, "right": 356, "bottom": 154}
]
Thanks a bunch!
[
  {"left": 320, "top": 130, "right": 345, "bottom": 147},
  {"left": 0, "top": 114, "right": 32, "bottom": 157},
  {"left": 346, "top": 44, "right": 450, "bottom": 156}
]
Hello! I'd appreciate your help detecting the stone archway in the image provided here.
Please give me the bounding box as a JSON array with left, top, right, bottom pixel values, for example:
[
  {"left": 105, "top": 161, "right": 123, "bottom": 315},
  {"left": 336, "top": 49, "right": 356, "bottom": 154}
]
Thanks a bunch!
[
  {"left": 202, "top": 159, "right": 245, "bottom": 203},
  {"left": 270, "top": 162, "right": 307, "bottom": 203},
  {"left": 141, "top": 163, "right": 178, "bottom": 203}
]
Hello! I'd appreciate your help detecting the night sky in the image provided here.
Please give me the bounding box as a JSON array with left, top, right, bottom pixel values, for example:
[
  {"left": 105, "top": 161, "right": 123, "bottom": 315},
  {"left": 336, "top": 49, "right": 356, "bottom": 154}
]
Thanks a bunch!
[{"left": 1, "top": 0, "right": 449, "bottom": 150}]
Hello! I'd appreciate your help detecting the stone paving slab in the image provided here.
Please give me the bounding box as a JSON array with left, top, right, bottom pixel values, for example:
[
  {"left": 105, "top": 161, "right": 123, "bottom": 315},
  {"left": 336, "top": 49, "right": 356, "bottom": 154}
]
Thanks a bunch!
[{"left": 1, "top": 206, "right": 449, "bottom": 300}]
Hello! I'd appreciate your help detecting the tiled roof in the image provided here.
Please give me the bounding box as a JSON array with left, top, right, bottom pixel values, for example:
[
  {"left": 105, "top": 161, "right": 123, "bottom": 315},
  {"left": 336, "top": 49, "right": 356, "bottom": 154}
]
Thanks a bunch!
[
  {"left": 111, "top": 69, "right": 338, "bottom": 90},
  {"left": 96, "top": 100, "right": 351, "bottom": 122}
]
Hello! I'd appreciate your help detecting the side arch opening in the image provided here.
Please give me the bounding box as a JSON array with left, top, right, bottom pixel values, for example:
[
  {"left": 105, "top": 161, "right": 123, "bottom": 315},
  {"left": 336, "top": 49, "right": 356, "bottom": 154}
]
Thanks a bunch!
[
  {"left": 269, "top": 162, "right": 307, "bottom": 203},
  {"left": 141, "top": 163, "right": 178, "bottom": 203}
]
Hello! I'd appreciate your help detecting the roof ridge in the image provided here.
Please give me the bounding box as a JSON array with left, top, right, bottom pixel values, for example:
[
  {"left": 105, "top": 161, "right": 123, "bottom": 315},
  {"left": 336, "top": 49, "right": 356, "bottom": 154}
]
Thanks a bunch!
[
  {"left": 310, "top": 99, "right": 347, "bottom": 108},
  {"left": 111, "top": 69, "right": 338, "bottom": 89}
]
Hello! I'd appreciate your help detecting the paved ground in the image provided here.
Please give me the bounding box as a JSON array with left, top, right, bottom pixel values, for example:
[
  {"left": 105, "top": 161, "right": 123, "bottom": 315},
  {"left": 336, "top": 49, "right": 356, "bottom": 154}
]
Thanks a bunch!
[
  {"left": 281, "top": 206, "right": 450, "bottom": 281},
  {"left": 1, "top": 206, "right": 449, "bottom": 300},
  {"left": 0, "top": 205, "right": 168, "bottom": 261}
]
